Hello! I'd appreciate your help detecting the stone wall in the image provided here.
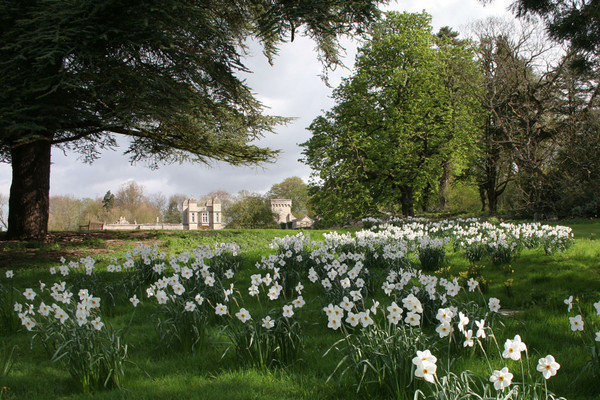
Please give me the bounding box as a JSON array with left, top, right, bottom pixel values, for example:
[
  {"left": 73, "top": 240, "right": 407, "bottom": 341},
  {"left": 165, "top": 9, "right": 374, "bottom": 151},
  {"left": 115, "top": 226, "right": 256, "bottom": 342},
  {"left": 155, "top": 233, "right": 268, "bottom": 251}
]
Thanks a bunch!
[{"left": 101, "top": 223, "right": 185, "bottom": 231}]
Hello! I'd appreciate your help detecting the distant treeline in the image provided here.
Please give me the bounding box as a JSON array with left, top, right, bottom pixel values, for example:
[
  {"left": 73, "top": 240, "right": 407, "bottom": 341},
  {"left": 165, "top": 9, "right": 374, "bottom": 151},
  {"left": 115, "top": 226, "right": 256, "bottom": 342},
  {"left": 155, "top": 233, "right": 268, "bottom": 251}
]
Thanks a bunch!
[{"left": 44, "top": 177, "right": 311, "bottom": 231}]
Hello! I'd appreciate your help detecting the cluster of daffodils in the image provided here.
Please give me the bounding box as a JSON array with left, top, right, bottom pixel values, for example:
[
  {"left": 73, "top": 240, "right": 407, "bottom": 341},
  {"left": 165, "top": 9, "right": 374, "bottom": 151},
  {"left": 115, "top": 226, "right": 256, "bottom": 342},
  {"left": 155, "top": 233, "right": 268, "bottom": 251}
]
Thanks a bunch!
[
  {"left": 229, "top": 271, "right": 306, "bottom": 326},
  {"left": 49, "top": 256, "right": 97, "bottom": 276},
  {"left": 409, "top": 336, "right": 560, "bottom": 394},
  {"left": 310, "top": 254, "right": 369, "bottom": 302},
  {"left": 381, "top": 268, "right": 472, "bottom": 306},
  {"left": 347, "top": 218, "right": 574, "bottom": 265},
  {"left": 323, "top": 293, "right": 424, "bottom": 331},
  {"left": 412, "top": 350, "right": 438, "bottom": 383},
  {"left": 15, "top": 282, "right": 104, "bottom": 332}
]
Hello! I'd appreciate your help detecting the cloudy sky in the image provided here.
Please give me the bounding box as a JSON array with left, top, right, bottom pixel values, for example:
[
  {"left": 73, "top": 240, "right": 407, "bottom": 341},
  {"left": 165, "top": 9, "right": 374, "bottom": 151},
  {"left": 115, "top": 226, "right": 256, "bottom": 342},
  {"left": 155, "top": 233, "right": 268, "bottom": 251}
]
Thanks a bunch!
[{"left": 0, "top": 0, "right": 514, "bottom": 200}]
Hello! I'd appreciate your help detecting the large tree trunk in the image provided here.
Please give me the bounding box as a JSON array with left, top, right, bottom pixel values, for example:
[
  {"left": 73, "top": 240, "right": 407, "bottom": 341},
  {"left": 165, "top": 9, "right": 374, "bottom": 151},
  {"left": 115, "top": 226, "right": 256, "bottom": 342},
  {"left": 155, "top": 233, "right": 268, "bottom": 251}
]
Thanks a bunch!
[
  {"left": 7, "top": 139, "right": 52, "bottom": 240},
  {"left": 486, "top": 185, "right": 498, "bottom": 215},
  {"left": 438, "top": 161, "right": 450, "bottom": 211},
  {"left": 400, "top": 186, "right": 414, "bottom": 217},
  {"left": 478, "top": 185, "right": 486, "bottom": 212}
]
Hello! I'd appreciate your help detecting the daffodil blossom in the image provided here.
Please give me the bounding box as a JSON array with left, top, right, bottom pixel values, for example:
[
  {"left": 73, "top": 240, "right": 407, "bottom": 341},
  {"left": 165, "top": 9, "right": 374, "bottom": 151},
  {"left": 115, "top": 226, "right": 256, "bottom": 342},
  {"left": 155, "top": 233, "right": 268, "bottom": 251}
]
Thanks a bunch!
[
  {"left": 436, "top": 322, "right": 452, "bottom": 338},
  {"left": 463, "top": 329, "right": 474, "bottom": 347},
  {"left": 458, "top": 312, "right": 469, "bottom": 333},
  {"left": 490, "top": 367, "right": 513, "bottom": 391},
  {"left": 129, "top": 295, "right": 140, "bottom": 307},
  {"left": 346, "top": 312, "right": 360, "bottom": 327},
  {"left": 215, "top": 303, "right": 228, "bottom": 316},
  {"left": 412, "top": 350, "right": 437, "bottom": 383},
  {"left": 569, "top": 315, "right": 584, "bottom": 331},
  {"left": 564, "top": 296, "right": 573, "bottom": 312},
  {"left": 536, "top": 355, "right": 560, "bottom": 379},
  {"left": 23, "top": 288, "right": 36, "bottom": 301},
  {"left": 235, "top": 308, "right": 251, "bottom": 323},
  {"left": 489, "top": 297, "right": 501, "bottom": 313},
  {"left": 262, "top": 316, "right": 274, "bottom": 329},
  {"left": 475, "top": 319, "right": 486, "bottom": 338},
  {"left": 502, "top": 335, "right": 527, "bottom": 361},
  {"left": 282, "top": 305, "right": 294, "bottom": 318},
  {"left": 358, "top": 310, "right": 374, "bottom": 327},
  {"left": 327, "top": 316, "right": 342, "bottom": 330}
]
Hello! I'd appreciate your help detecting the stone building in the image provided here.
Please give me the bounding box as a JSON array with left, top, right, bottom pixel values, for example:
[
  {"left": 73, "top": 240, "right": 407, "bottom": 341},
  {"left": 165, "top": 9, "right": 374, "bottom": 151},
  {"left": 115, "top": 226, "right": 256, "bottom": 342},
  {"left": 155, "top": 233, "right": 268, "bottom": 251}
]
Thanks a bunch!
[
  {"left": 271, "top": 198, "right": 295, "bottom": 224},
  {"left": 182, "top": 197, "right": 223, "bottom": 230},
  {"left": 270, "top": 198, "right": 314, "bottom": 228}
]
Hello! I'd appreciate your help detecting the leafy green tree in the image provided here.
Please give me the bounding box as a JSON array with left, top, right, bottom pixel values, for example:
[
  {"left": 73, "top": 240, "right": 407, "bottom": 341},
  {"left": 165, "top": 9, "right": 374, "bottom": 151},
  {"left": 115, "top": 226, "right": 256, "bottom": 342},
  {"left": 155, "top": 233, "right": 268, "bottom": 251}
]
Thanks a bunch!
[
  {"left": 225, "top": 193, "right": 277, "bottom": 229},
  {"left": 0, "top": 0, "right": 384, "bottom": 239},
  {"left": 302, "top": 12, "right": 480, "bottom": 224},
  {"left": 268, "top": 177, "right": 311, "bottom": 218}
]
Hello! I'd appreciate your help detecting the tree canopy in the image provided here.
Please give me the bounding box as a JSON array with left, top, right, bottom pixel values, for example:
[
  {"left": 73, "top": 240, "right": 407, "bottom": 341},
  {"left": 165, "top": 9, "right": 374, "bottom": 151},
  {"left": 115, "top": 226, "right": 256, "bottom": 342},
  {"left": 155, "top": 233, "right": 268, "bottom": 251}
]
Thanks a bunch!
[
  {"left": 0, "top": 0, "right": 386, "bottom": 239},
  {"left": 301, "top": 12, "right": 481, "bottom": 224}
]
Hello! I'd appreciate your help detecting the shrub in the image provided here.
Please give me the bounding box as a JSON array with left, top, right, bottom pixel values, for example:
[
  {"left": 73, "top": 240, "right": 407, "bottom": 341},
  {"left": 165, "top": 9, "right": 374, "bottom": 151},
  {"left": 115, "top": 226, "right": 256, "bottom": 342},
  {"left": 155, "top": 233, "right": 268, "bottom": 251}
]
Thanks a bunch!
[{"left": 418, "top": 246, "right": 446, "bottom": 272}]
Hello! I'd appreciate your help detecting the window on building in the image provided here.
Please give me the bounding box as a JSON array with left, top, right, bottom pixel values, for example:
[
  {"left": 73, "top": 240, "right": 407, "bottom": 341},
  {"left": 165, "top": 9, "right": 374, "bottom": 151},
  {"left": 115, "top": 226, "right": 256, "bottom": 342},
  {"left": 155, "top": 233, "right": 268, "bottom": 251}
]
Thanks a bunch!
[
  {"left": 202, "top": 213, "right": 208, "bottom": 223},
  {"left": 191, "top": 213, "right": 195, "bottom": 223}
]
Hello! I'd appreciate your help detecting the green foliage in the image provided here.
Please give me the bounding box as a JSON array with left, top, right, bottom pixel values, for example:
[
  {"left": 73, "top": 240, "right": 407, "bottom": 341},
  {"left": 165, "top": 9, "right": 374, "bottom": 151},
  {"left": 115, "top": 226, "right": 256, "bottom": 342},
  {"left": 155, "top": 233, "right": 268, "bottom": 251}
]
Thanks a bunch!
[
  {"left": 225, "top": 194, "right": 277, "bottom": 229},
  {"left": 47, "top": 326, "right": 128, "bottom": 393},
  {"left": 0, "top": 283, "right": 19, "bottom": 334},
  {"left": 31, "top": 298, "right": 129, "bottom": 393},
  {"left": 418, "top": 246, "right": 446, "bottom": 272},
  {"left": 0, "top": 342, "right": 17, "bottom": 377},
  {"left": 327, "top": 323, "right": 428, "bottom": 398},
  {"left": 225, "top": 316, "right": 303, "bottom": 369},
  {"left": 302, "top": 12, "right": 482, "bottom": 225}
]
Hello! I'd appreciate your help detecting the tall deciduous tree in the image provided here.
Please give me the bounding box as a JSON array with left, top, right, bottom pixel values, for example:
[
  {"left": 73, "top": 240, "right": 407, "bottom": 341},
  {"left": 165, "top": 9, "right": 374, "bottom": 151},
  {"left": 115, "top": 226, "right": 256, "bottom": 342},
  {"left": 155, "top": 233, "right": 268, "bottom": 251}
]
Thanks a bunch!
[
  {"left": 0, "top": 0, "right": 384, "bottom": 239},
  {"left": 467, "top": 19, "right": 565, "bottom": 216},
  {"left": 302, "top": 12, "right": 480, "bottom": 225}
]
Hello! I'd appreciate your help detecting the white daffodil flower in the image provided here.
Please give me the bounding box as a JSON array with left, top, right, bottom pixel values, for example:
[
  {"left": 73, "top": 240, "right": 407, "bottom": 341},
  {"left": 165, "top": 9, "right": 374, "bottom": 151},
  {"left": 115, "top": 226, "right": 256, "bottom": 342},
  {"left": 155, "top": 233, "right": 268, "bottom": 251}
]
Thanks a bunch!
[{"left": 537, "top": 355, "right": 560, "bottom": 379}]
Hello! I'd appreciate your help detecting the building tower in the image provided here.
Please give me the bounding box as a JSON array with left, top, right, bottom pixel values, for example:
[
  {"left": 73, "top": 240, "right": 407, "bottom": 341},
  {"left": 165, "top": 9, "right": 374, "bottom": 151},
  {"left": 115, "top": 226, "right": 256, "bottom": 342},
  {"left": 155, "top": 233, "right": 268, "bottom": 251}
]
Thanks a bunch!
[{"left": 270, "top": 199, "right": 294, "bottom": 224}]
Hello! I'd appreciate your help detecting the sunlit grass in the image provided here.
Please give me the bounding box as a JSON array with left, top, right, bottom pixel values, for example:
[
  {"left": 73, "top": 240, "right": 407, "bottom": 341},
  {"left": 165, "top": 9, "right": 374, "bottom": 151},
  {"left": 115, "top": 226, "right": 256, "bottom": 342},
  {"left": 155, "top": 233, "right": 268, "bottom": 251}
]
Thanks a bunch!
[{"left": 0, "top": 221, "right": 598, "bottom": 399}]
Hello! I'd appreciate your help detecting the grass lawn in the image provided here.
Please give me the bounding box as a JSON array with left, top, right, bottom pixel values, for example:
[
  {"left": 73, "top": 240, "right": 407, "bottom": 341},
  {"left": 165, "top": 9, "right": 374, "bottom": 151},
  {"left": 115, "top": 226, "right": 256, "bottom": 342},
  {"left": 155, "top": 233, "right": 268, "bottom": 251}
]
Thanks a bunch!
[{"left": 1, "top": 221, "right": 599, "bottom": 400}]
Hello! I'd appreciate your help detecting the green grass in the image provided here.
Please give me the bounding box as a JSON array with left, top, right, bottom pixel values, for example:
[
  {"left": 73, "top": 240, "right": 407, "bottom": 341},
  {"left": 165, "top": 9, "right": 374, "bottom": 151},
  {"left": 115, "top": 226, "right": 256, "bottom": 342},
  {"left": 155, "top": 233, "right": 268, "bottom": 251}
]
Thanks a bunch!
[{"left": 1, "top": 223, "right": 599, "bottom": 399}]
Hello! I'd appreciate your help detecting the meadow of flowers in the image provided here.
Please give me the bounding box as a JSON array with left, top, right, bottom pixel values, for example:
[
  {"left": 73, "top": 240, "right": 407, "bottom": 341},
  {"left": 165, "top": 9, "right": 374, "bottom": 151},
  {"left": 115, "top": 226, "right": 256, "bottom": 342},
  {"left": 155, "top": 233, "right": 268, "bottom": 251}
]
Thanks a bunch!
[{"left": 1, "top": 218, "right": 598, "bottom": 399}]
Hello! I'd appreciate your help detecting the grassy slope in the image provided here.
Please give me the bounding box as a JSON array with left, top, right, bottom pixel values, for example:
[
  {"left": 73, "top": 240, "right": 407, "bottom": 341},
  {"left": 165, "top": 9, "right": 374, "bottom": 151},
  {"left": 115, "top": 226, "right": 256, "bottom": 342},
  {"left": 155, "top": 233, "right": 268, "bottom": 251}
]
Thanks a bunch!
[{"left": 1, "top": 222, "right": 599, "bottom": 400}]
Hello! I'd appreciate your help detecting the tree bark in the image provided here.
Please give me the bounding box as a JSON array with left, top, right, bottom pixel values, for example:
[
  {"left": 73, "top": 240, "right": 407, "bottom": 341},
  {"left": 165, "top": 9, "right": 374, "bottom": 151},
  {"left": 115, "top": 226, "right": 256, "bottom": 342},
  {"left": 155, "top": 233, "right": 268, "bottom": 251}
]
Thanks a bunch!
[
  {"left": 478, "top": 185, "right": 487, "bottom": 212},
  {"left": 438, "top": 161, "right": 450, "bottom": 210},
  {"left": 7, "top": 138, "right": 52, "bottom": 240},
  {"left": 486, "top": 185, "right": 498, "bottom": 215},
  {"left": 400, "top": 186, "right": 414, "bottom": 217}
]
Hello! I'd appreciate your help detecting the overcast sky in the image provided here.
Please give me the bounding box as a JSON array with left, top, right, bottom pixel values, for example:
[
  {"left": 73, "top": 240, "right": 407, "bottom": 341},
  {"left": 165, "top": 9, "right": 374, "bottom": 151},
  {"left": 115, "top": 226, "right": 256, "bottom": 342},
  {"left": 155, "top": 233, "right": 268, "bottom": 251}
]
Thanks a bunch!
[{"left": 0, "top": 0, "right": 514, "bottom": 200}]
